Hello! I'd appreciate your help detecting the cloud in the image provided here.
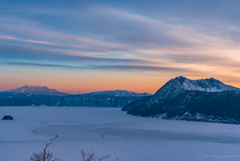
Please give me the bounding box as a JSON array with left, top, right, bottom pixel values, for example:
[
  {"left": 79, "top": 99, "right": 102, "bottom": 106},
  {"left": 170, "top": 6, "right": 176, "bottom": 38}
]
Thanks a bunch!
[
  {"left": 0, "top": 17, "right": 123, "bottom": 49},
  {"left": 0, "top": 0, "right": 240, "bottom": 82},
  {"left": 2, "top": 61, "right": 194, "bottom": 74},
  {"left": 0, "top": 3, "right": 222, "bottom": 51},
  {"left": 0, "top": 43, "right": 154, "bottom": 65},
  {"left": 90, "top": 65, "right": 191, "bottom": 73},
  {"left": 0, "top": 35, "right": 111, "bottom": 53},
  {"left": 2, "top": 62, "right": 85, "bottom": 69}
]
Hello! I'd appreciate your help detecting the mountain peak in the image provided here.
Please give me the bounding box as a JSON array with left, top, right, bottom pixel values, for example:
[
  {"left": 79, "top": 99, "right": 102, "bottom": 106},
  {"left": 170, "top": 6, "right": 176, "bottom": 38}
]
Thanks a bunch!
[
  {"left": 173, "top": 76, "right": 188, "bottom": 83},
  {"left": 155, "top": 76, "right": 239, "bottom": 97},
  {"left": 6, "top": 85, "right": 68, "bottom": 96},
  {"left": 175, "top": 76, "right": 187, "bottom": 79}
]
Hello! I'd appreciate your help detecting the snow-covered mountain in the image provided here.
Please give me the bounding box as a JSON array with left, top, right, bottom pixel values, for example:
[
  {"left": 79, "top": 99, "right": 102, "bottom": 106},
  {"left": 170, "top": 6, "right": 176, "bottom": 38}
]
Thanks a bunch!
[
  {"left": 148, "top": 76, "right": 239, "bottom": 103},
  {"left": 168, "top": 76, "right": 239, "bottom": 92},
  {"left": 122, "top": 76, "right": 240, "bottom": 124},
  {"left": 82, "top": 90, "right": 152, "bottom": 97},
  {"left": 6, "top": 85, "right": 68, "bottom": 96}
]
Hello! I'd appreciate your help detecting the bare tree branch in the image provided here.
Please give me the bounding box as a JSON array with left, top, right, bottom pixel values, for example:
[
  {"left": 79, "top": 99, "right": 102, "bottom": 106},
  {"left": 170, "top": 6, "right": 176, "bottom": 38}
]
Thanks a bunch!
[
  {"left": 97, "top": 154, "right": 110, "bottom": 161},
  {"left": 80, "top": 150, "right": 117, "bottom": 161},
  {"left": 26, "top": 143, "right": 118, "bottom": 161},
  {"left": 27, "top": 142, "right": 62, "bottom": 161}
]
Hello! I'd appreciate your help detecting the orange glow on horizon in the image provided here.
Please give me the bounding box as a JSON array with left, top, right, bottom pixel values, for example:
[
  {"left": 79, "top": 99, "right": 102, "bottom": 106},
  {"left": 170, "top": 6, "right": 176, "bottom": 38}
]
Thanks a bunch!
[{"left": 1, "top": 66, "right": 240, "bottom": 95}]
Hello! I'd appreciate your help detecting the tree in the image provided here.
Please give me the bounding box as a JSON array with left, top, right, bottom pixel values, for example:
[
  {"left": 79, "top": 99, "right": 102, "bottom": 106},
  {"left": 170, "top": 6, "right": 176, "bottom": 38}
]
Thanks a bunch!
[{"left": 27, "top": 141, "right": 62, "bottom": 161}]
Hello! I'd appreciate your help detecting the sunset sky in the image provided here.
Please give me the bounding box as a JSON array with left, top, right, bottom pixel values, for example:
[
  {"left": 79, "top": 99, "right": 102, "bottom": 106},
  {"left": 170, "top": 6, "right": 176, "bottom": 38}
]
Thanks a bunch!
[{"left": 1, "top": 0, "right": 240, "bottom": 94}]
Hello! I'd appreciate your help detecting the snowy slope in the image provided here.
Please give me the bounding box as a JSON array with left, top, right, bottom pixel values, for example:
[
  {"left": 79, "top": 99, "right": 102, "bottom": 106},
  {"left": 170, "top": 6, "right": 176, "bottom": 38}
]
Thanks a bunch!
[{"left": 171, "top": 76, "right": 239, "bottom": 92}]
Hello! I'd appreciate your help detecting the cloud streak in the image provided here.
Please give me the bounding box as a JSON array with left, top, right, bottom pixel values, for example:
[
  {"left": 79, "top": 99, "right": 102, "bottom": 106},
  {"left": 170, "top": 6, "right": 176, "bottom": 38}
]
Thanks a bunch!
[
  {"left": 2, "top": 61, "right": 195, "bottom": 74},
  {"left": 0, "top": 43, "right": 155, "bottom": 65}
]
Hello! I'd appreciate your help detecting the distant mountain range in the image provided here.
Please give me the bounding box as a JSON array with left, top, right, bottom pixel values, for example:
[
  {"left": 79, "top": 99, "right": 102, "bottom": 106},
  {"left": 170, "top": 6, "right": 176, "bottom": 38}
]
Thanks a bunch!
[
  {"left": 122, "top": 76, "right": 240, "bottom": 124},
  {"left": 81, "top": 90, "right": 151, "bottom": 97},
  {"left": 0, "top": 86, "right": 152, "bottom": 107}
]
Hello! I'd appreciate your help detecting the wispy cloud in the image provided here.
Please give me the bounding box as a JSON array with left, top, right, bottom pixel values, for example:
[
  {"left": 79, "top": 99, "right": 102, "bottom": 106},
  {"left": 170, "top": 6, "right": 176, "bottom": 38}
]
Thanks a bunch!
[
  {"left": 0, "top": 35, "right": 111, "bottom": 53},
  {"left": 1, "top": 0, "right": 240, "bottom": 91},
  {"left": 2, "top": 61, "right": 195, "bottom": 74},
  {"left": 0, "top": 17, "right": 123, "bottom": 49},
  {"left": 0, "top": 43, "right": 155, "bottom": 65}
]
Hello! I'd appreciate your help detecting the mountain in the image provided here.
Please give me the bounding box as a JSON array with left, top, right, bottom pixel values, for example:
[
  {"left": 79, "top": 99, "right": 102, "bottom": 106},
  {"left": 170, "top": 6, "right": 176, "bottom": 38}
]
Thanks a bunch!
[
  {"left": 5, "top": 85, "right": 68, "bottom": 96},
  {"left": 81, "top": 90, "right": 151, "bottom": 97},
  {"left": 122, "top": 76, "right": 240, "bottom": 124},
  {"left": 167, "top": 76, "right": 239, "bottom": 92},
  {"left": 0, "top": 94, "right": 145, "bottom": 107},
  {"left": 0, "top": 88, "right": 150, "bottom": 107}
]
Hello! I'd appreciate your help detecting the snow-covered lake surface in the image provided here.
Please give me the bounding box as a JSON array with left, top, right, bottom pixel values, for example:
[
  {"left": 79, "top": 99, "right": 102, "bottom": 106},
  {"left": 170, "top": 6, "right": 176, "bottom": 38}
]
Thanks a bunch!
[{"left": 1, "top": 106, "right": 240, "bottom": 161}]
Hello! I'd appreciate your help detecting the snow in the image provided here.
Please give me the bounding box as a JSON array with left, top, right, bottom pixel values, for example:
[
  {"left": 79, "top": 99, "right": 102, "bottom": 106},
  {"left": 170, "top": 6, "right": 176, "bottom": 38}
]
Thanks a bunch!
[
  {"left": 84, "top": 90, "right": 152, "bottom": 97},
  {"left": 172, "top": 76, "right": 239, "bottom": 92},
  {"left": 1, "top": 106, "right": 240, "bottom": 161},
  {"left": 6, "top": 85, "right": 65, "bottom": 95}
]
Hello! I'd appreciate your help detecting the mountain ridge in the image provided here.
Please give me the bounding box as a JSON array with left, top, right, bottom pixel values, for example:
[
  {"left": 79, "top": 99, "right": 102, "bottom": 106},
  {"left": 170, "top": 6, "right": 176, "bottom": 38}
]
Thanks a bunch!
[
  {"left": 169, "top": 76, "right": 239, "bottom": 92},
  {"left": 3, "top": 86, "right": 152, "bottom": 97},
  {"left": 81, "top": 90, "right": 152, "bottom": 97},
  {"left": 0, "top": 87, "right": 151, "bottom": 107}
]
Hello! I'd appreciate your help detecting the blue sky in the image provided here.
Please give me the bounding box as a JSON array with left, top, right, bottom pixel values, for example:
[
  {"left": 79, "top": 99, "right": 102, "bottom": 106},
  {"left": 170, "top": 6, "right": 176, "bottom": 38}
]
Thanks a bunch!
[{"left": 1, "top": 0, "right": 240, "bottom": 93}]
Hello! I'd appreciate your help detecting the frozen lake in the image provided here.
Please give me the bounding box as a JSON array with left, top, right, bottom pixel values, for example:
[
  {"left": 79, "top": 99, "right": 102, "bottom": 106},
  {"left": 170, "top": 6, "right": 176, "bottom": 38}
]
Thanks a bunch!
[{"left": 0, "top": 106, "right": 240, "bottom": 161}]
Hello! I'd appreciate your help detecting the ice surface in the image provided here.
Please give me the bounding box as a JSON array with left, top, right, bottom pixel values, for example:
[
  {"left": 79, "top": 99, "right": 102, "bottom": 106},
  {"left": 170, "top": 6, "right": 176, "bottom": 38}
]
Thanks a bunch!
[{"left": 1, "top": 106, "right": 240, "bottom": 161}]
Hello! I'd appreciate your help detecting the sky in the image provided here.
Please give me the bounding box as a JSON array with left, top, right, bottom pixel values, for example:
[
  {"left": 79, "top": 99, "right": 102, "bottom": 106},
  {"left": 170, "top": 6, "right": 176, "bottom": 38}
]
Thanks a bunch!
[{"left": 1, "top": 0, "right": 240, "bottom": 94}]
